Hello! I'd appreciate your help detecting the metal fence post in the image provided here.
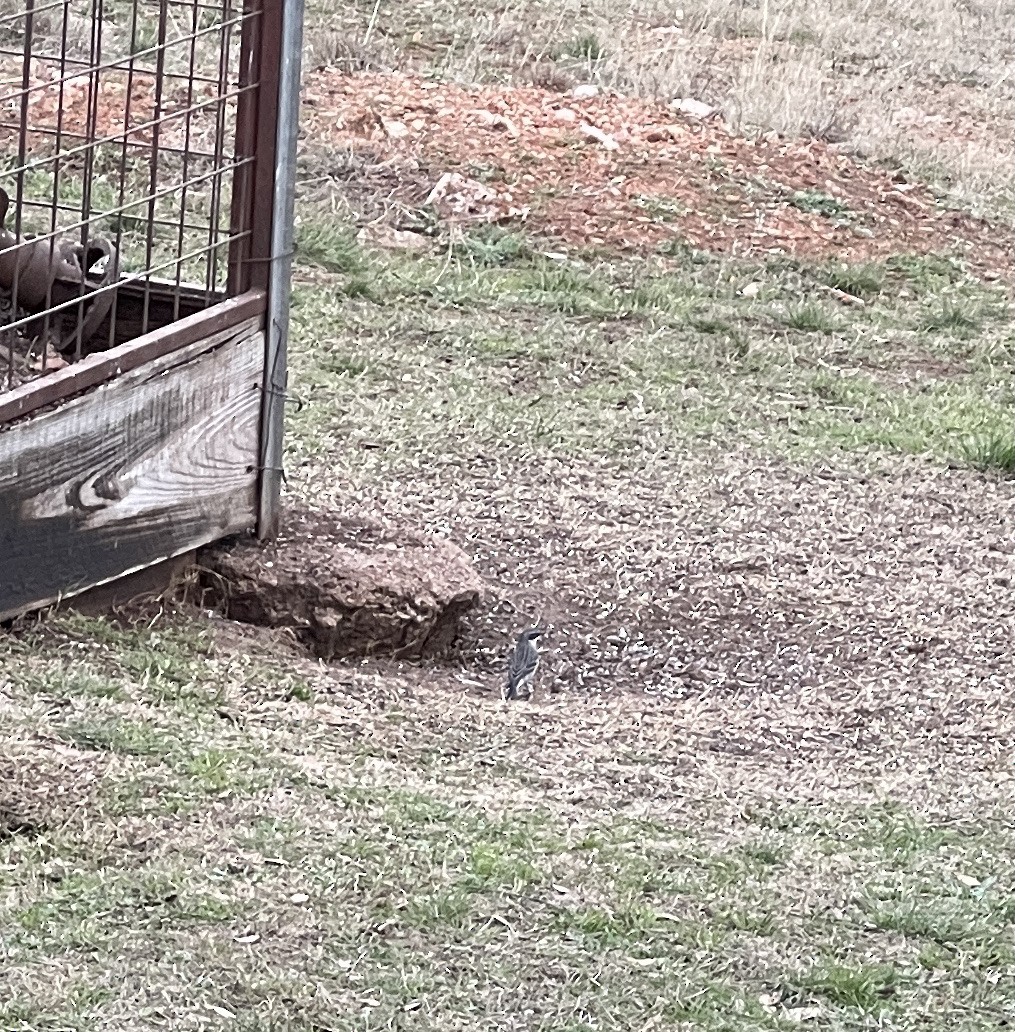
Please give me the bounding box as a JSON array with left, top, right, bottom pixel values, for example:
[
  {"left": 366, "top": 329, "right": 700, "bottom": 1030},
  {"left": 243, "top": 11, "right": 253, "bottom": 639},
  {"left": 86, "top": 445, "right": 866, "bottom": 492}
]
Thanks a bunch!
[{"left": 257, "top": 0, "right": 304, "bottom": 539}]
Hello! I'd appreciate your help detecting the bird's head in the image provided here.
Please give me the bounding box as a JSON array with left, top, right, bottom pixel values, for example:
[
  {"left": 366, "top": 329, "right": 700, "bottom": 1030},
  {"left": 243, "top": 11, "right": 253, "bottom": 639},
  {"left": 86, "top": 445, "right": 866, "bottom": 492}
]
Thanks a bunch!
[{"left": 521, "top": 626, "right": 549, "bottom": 640}]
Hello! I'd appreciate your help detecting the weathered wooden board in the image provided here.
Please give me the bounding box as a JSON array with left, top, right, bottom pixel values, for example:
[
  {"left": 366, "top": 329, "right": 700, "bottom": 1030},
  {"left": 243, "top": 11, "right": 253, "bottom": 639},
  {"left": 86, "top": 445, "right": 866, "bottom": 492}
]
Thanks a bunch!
[{"left": 0, "top": 315, "right": 264, "bottom": 620}]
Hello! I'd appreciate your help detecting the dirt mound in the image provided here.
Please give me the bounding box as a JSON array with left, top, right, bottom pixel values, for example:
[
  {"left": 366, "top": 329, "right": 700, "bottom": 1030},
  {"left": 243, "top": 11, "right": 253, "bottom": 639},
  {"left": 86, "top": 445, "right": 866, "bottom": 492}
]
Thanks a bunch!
[
  {"left": 303, "top": 71, "right": 1014, "bottom": 276},
  {"left": 201, "top": 507, "right": 485, "bottom": 661}
]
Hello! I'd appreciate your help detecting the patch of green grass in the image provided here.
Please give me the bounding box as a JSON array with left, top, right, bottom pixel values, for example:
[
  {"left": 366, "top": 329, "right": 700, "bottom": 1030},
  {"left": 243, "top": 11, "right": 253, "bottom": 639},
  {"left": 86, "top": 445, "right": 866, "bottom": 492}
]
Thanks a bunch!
[
  {"left": 781, "top": 301, "right": 841, "bottom": 333},
  {"left": 57, "top": 672, "right": 125, "bottom": 699},
  {"left": 737, "top": 839, "right": 787, "bottom": 868},
  {"left": 317, "top": 351, "right": 371, "bottom": 377},
  {"left": 886, "top": 253, "right": 967, "bottom": 291},
  {"left": 282, "top": 241, "right": 1014, "bottom": 471},
  {"left": 554, "top": 900, "right": 662, "bottom": 945},
  {"left": 515, "top": 260, "right": 619, "bottom": 315},
  {"left": 561, "top": 31, "right": 606, "bottom": 60},
  {"left": 804, "top": 802, "right": 956, "bottom": 865},
  {"left": 11, "top": 867, "right": 243, "bottom": 959},
  {"left": 467, "top": 842, "right": 544, "bottom": 887},
  {"left": 0, "top": 1001, "right": 84, "bottom": 1032},
  {"left": 920, "top": 300, "right": 983, "bottom": 335},
  {"left": 796, "top": 370, "right": 1013, "bottom": 461},
  {"left": 181, "top": 747, "right": 275, "bottom": 794},
  {"left": 452, "top": 225, "right": 534, "bottom": 266},
  {"left": 402, "top": 886, "right": 474, "bottom": 929},
  {"left": 863, "top": 895, "right": 1012, "bottom": 953},
  {"left": 45, "top": 613, "right": 220, "bottom": 706},
  {"left": 690, "top": 312, "right": 740, "bottom": 337},
  {"left": 2, "top": 650, "right": 1015, "bottom": 1032},
  {"left": 284, "top": 677, "right": 315, "bottom": 702},
  {"left": 789, "top": 189, "right": 852, "bottom": 219},
  {"left": 339, "top": 273, "right": 380, "bottom": 299},
  {"left": 792, "top": 962, "right": 901, "bottom": 1013},
  {"left": 821, "top": 261, "right": 886, "bottom": 298},
  {"left": 295, "top": 220, "right": 366, "bottom": 274},
  {"left": 721, "top": 907, "right": 777, "bottom": 935},
  {"left": 4, "top": 663, "right": 125, "bottom": 700},
  {"left": 960, "top": 428, "right": 1015, "bottom": 473},
  {"left": 57, "top": 718, "right": 174, "bottom": 757}
]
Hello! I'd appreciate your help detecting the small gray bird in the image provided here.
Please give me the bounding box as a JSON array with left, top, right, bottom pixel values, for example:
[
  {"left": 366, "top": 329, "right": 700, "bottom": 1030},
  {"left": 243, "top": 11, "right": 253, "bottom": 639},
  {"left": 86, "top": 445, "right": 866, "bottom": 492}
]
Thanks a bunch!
[{"left": 504, "top": 626, "right": 547, "bottom": 700}]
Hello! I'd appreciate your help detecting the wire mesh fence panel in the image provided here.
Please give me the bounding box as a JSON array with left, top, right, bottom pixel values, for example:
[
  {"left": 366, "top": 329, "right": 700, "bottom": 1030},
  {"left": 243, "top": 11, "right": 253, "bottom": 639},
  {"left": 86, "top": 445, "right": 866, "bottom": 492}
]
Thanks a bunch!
[{"left": 0, "top": 0, "right": 259, "bottom": 393}]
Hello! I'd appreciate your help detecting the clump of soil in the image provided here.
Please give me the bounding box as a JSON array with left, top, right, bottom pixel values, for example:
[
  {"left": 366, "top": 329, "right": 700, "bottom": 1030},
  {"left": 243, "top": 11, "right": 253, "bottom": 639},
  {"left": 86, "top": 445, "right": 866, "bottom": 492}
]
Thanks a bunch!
[{"left": 200, "top": 506, "right": 486, "bottom": 661}]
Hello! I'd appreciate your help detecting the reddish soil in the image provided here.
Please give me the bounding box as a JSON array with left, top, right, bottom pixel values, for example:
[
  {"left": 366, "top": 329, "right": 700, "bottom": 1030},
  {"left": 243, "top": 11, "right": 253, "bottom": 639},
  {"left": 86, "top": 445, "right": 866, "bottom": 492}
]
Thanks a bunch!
[{"left": 304, "top": 70, "right": 1015, "bottom": 276}]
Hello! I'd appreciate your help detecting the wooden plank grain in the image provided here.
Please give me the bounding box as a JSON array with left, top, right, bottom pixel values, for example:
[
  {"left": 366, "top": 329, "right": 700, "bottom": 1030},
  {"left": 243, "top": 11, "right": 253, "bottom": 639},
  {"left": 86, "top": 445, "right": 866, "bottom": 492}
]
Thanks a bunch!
[{"left": 0, "top": 320, "right": 265, "bottom": 620}]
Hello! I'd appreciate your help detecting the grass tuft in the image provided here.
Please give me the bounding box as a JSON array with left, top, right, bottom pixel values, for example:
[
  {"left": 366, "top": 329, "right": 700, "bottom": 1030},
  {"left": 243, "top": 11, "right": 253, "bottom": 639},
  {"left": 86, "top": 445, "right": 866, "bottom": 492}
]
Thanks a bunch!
[
  {"left": 58, "top": 719, "right": 174, "bottom": 757},
  {"left": 295, "top": 221, "right": 366, "bottom": 274},
  {"left": 920, "top": 301, "right": 982, "bottom": 335},
  {"left": 792, "top": 962, "right": 901, "bottom": 1013},
  {"left": 781, "top": 301, "right": 841, "bottom": 333},
  {"left": 562, "top": 31, "right": 607, "bottom": 61},
  {"left": 959, "top": 428, "right": 1015, "bottom": 473},
  {"left": 821, "top": 262, "right": 886, "bottom": 298},
  {"left": 453, "top": 226, "right": 534, "bottom": 267},
  {"left": 788, "top": 190, "right": 852, "bottom": 219}
]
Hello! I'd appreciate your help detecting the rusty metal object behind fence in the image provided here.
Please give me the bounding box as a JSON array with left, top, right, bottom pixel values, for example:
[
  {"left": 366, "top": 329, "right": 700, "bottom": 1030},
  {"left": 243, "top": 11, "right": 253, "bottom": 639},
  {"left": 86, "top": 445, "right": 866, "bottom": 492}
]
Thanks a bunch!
[{"left": 0, "top": 187, "right": 118, "bottom": 355}]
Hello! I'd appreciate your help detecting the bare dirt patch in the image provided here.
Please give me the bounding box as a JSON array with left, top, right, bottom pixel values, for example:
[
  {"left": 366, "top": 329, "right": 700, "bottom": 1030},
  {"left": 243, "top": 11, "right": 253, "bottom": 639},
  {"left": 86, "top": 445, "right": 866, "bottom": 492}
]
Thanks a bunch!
[
  {"left": 293, "top": 451, "right": 1015, "bottom": 737},
  {"left": 302, "top": 71, "right": 1015, "bottom": 276}
]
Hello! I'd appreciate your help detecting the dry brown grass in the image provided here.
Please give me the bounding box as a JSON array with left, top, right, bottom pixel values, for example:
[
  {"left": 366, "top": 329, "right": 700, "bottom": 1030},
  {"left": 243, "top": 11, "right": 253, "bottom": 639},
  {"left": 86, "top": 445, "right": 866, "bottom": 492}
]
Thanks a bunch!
[
  {"left": 2, "top": 582, "right": 1014, "bottom": 1028},
  {"left": 4, "top": 194, "right": 1015, "bottom": 1032}
]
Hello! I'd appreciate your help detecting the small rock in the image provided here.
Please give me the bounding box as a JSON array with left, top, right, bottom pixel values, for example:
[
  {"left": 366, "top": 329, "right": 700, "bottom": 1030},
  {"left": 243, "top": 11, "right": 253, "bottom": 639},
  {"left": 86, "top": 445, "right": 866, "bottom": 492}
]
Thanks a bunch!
[
  {"left": 740, "top": 282, "right": 762, "bottom": 298},
  {"left": 571, "top": 84, "right": 600, "bottom": 99},
  {"left": 645, "top": 123, "right": 686, "bottom": 142},
  {"left": 471, "top": 109, "right": 519, "bottom": 135},
  {"left": 381, "top": 119, "right": 409, "bottom": 138},
  {"left": 579, "top": 121, "right": 619, "bottom": 150},
  {"left": 785, "top": 1006, "right": 824, "bottom": 1022},
  {"left": 492, "top": 114, "right": 519, "bottom": 136},
  {"left": 552, "top": 107, "right": 578, "bottom": 122},
  {"left": 671, "top": 97, "right": 718, "bottom": 119}
]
